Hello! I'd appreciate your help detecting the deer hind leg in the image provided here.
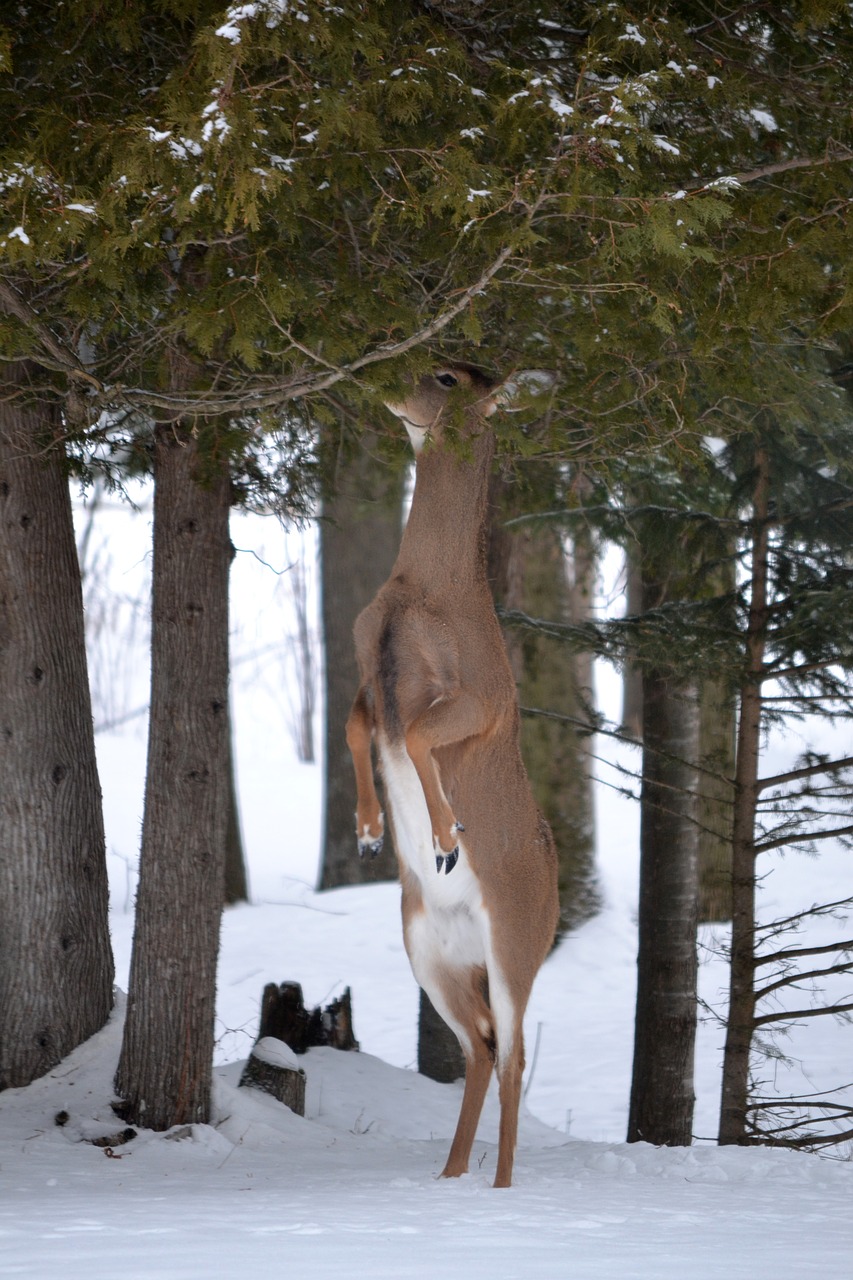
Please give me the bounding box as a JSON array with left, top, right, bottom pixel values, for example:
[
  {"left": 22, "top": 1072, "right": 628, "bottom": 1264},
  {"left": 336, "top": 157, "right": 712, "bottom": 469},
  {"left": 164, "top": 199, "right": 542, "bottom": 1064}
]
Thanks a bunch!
[
  {"left": 345, "top": 687, "right": 384, "bottom": 858},
  {"left": 425, "top": 965, "right": 496, "bottom": 1180},
  {"left": 484, "top": 935, "right": 533, "bottom": 1188},
  {"left": 493, "top": 1027, "right": 525, "bottom": 1189},
  {"left": 404, "top": 690, "right": 492, "bottom": 866}
]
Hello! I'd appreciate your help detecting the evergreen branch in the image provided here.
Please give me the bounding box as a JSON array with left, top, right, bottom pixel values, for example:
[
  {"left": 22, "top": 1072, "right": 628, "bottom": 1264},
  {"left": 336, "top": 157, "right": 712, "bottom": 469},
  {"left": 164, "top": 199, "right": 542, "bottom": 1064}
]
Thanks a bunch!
[
  {"left": 676, "top": 143, "right": 853, "bottom": 202},
  {"left": 729, "top": 143, "right": 853, "bottom": 188},
  {"left": 754, "top": 823, "right": 853, "bottom": 854},
  {"left": 0, "top": 278, "right": 100, "bottom": 389},
  {"left": 4, "top": 240, "right": 521, "bottom": 417},
  {"left": 754, "top": 897, "right": 853, "bottom": 943},
  {"left": 756, "top": 938, "right": 853, "bottom": 968},
  {"left": 755, "top": 959, "right": 853, "bottom": 1002},
  {"left": 753, "top": 1000, "right": 853, "bottom": 1028},
  {"left": 757, "top": 755, "right": 853, "bottom": 793},
  {"left": 749, "top": 1127, "right": 853, "bottom": 1149}
]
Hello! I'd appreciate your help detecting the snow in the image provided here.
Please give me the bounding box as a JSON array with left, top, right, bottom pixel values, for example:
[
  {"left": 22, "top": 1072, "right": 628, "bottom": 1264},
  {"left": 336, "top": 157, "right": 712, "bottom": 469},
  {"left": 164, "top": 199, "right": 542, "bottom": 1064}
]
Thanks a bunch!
[{"left": 1, "top": 504, "right": 851, "bottom": 1278}]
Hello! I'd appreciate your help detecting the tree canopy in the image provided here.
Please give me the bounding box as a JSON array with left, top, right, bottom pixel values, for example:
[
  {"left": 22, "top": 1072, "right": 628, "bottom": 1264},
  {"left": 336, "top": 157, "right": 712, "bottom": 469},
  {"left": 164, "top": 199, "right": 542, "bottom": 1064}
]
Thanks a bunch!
[{"left": 2, "top": 2, "right": 852, "bottom": 476}]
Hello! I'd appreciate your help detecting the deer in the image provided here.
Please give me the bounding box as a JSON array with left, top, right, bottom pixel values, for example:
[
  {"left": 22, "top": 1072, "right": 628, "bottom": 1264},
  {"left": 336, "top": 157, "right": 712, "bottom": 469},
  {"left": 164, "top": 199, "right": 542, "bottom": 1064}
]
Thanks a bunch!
[{"left": 345, "top": 362, "right": 560, "bottom": 1188}]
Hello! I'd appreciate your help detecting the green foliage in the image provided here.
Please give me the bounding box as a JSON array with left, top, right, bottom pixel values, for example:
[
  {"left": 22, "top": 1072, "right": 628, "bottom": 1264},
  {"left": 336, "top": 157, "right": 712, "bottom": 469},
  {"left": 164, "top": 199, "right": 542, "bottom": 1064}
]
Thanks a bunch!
[{"left": 1, "top": 0, "right": 853, "bottom": 498}]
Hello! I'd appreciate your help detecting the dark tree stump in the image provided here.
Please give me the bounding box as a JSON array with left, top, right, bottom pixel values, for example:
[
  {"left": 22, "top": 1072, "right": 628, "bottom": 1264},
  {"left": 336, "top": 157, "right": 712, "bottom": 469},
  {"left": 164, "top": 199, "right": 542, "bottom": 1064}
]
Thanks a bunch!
[
  {"left": 255, "top": 981, "right": 359, "bottom": 1053},
  {"left": 238, "top": 982, "right": 359, "bottom": 1116},
  {"left": 239, "top": 1038, "right": 306, "bottom": 1115}
]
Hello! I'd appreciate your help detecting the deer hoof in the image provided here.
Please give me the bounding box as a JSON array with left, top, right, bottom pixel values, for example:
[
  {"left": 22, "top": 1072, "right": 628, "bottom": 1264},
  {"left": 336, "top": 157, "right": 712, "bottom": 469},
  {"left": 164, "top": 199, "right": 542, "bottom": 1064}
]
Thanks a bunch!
[
  {"left": 357, "top": 817, "right": 384, "bottom": 859},
  {"left": 358, "top": 835, "right": 383, "bottom": 859},
  {"left": 435, "top": 847, "right": 460, "bottom": 874}
]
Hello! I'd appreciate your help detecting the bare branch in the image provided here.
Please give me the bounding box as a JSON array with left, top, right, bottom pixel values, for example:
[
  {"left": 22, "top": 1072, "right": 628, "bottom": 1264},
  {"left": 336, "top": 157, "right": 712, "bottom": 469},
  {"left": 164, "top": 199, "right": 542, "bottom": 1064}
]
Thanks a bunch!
[
  {"left": 756, "top": 937, "right": 853, "bottom": 967},
  {"left": 757, "top": 755, "right": 853, "bottom": 794},
  {"left": 755, "top": 959, "right": 853, "bottom": 1002},
  {"left": 754, "top": 822, "right": 853, "bottom": 854},
  {"left": 753, "top": 1000, "right": 853, "bottom": 1028}
]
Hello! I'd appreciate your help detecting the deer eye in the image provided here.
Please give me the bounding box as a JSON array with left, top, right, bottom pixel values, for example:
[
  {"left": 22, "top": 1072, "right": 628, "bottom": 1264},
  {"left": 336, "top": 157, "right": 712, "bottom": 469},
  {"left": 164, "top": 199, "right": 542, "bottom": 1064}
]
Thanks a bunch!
[{"left": 434, "top": 372, "right": 458, "bottom": 389}]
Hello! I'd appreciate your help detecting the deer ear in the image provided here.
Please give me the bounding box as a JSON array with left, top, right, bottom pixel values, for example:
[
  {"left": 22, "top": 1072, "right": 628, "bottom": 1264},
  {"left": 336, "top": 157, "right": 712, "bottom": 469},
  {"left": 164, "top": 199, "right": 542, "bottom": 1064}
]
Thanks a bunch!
[{"left": 493, "top": 369, "right": 557, "bottom": 412}]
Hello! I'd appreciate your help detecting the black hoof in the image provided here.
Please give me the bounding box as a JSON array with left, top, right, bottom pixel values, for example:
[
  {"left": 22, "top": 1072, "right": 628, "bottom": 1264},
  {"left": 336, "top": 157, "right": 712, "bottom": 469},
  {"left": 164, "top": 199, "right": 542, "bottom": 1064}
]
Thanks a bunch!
[
  {"left": 358, "top": 835, "right": 384, "bottom": 859},
  {"left": 444, "top": 848, "right": 459, "bottom": 874},
  {"left": 435, "top": 854, "right": 444, "bottom": 873}
]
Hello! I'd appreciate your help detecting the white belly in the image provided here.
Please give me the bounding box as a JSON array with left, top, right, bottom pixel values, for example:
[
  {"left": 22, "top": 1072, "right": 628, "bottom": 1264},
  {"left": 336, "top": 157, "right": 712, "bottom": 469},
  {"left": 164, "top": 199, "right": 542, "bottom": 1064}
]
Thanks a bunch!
[
  {"left": 379, "top": 739, "right": 488, "bottom": 970},
  {"left": 379, "top": 740, "right": 519, "bottom": 1063}
]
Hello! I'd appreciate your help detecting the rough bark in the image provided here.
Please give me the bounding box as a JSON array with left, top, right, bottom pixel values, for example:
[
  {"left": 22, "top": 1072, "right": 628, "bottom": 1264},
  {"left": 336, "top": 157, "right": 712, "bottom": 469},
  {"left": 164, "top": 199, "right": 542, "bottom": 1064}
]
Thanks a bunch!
[
  {"left": 489, "top": 477, "right": 599, "bottom": 931},
  {"left": 718, "top": 447, "right": 770, "bottom": 1145},
  {"left": 115, "top": 418, "right": 231, "bottom": 1129},
  {"left": 319, "top": 428, "right": 404, "bottom": 889},
  {"left": 627, "top": 666, "right": 700, "bottom": 1145},
  {"left": 239, "top": 1042, "right": 306, "bottom": 1114},
  {"left": 0, "top": 364, "right": 113, "bottom": 1089}
]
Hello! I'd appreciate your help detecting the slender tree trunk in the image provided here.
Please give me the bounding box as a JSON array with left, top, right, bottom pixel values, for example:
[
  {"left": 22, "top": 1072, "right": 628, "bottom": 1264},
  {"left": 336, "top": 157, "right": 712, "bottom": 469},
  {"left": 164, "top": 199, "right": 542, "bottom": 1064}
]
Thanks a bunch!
[
  {"left": 319, "top": 428, "right": 403, "bottom": 889},
  {"left": 0, "top": 366, "right": 113, "bottom": 1089},
  {"left": 621, "top": 546, "right": 644, "bottom": 739},
  {"left": 719, "top": 447, "right": 770, "bottom": 1144},
  {"left": 115, "top": 418, "right": 231, "bottom": 1129},
  {"left": 223, "top": 714, "right": 248, "bottom": 905},
  {"left": 627, "top": 662, "right": 700, "bottom": 1145},
  {"left": 697, "top": 675, "right": 736, "bottom": 924}
]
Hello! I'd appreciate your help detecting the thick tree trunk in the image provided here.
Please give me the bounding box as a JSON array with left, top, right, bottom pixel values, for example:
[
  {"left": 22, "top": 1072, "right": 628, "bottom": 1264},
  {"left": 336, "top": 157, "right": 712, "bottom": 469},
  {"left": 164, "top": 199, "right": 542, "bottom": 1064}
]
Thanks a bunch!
[
  {"left": 719, "top": 447, "right": 770, "bottom": 1144},
  {"left": 489, "top": 478, "right": 599, "bottom": 931},
  {"left": 319, "top": 428, "right": 403, "bottom": 889},
  {"left": 115, "top": 419, "right": 231, "bottom": 1129},
  {"left": 627, "top": 667, "right": 700, "bottom": 1145},
  {"left": 0, "top": 366, "right": 113, "bottom": 1089}
]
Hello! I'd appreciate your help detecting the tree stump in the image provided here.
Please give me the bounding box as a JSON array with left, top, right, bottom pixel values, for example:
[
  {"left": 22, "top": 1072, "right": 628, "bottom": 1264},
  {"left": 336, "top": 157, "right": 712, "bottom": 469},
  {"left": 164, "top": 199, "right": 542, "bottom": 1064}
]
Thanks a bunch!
[
  {"left": 239, "top": 1037, "right": 307, "bottom": 1115},
  {"left": 238, "top": 982, "right": 359, "bottom": 1116},
  {"left": 255, "top": 981, "right": 359, "bottom": 1053}
]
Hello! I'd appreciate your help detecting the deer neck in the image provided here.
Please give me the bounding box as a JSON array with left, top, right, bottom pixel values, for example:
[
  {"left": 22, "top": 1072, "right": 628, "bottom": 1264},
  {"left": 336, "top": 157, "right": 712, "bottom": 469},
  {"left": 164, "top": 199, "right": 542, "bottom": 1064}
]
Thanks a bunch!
[{"left": 394, "top": 427, "right": 494, "bottom": 591}]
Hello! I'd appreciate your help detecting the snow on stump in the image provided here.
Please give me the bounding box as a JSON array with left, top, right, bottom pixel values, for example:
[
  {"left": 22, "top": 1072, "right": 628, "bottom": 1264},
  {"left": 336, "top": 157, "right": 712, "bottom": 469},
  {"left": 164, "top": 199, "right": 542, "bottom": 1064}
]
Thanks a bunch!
[{"left": 239, "top": 1037, "right": 307, "bottom": 1115}]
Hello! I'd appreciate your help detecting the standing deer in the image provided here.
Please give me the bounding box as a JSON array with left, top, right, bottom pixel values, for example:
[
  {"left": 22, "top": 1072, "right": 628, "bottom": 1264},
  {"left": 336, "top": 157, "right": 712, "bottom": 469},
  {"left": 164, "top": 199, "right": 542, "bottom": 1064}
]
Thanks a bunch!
[{"left": 346, "top": 363, "right": 560, "bottom": 1188}]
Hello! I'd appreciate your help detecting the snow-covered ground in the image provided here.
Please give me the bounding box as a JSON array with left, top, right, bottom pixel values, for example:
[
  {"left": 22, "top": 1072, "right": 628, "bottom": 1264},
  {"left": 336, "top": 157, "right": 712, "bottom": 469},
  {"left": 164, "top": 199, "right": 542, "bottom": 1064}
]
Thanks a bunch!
[{"left": 1, "top": 503, "right": 851, "bottom": 1279}]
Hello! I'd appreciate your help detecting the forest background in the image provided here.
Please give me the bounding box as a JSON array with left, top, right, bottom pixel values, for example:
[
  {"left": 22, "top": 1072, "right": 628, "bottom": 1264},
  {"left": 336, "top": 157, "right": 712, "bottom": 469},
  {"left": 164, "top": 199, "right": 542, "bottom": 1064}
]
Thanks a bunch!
[{"left": 1, "top": 0, "right": 853, "bottom": 1168}]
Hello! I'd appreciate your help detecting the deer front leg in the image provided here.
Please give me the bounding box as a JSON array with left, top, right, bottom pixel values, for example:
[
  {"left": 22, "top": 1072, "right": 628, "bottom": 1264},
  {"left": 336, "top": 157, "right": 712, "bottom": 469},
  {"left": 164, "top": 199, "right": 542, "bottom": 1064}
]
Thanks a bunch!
[
  {"left": 345, "top": 687, "right": 384, "bottom": 858},
  {"left": 404, "top": 690, "right": 493, "bottom": 873}
]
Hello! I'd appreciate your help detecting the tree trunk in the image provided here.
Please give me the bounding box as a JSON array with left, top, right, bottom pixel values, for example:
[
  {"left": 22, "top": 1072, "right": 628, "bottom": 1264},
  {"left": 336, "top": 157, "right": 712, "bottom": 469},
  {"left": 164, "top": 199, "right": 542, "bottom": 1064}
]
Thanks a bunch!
[
  {"left": 697, "top": 674, "right": 736, "bottom": 924},
  {"left": 418, "top": 989, "right": 464, "bottom": 1082},
  {"left": 627, "top": 665, "right": 700, "bottom": 1145},
  {"left": 719, "top": 446, "right": 770, "bottom": 1144},
  {"left": 0, "top": 365, "right": 113, "bottom": 1089},
  {"left": 223, "top": 712, "right": 249, "bottom": 905},
  {"left": 621, "top": 546, "right": 644, "bottom": 739},
  {"left": 115, "top": 418, "right": 231, "bottom": 1129},
  {"left": 489, "top": 478, "right": 599, "bottom": 931},
  {"left": 319, "top": 428, "right": 404, "bottom": 889}
]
